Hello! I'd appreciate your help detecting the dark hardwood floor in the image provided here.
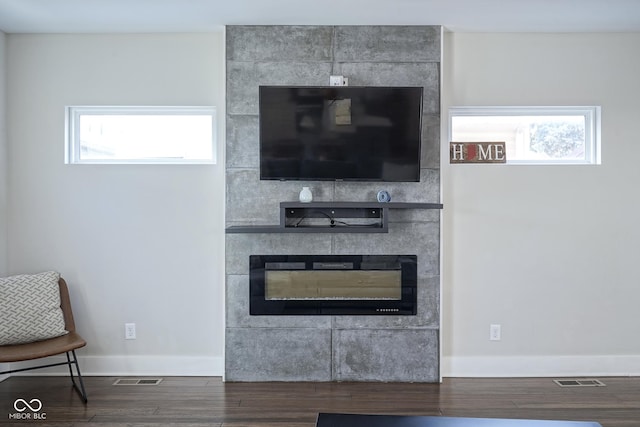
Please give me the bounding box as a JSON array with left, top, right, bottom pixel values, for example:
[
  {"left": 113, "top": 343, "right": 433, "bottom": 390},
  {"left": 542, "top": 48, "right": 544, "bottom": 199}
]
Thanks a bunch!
[{"left": 1, "top": 376, "right": 639, "bottom": 426}]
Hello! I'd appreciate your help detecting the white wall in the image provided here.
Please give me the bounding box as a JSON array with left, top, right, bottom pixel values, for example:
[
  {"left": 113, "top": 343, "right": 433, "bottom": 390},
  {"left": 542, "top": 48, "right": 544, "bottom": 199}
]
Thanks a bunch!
[
  {"left": 442, "top": 32, "right": 640, "bottom": 376},
  {"left": 0, "top": 30, "right": 6, "bottom": 276},
  {"left": 7, "top": 33, "right": 226, "bottom": 375},
  {"left": 0, "top": 31, "right": 7, "bottom": 381}
]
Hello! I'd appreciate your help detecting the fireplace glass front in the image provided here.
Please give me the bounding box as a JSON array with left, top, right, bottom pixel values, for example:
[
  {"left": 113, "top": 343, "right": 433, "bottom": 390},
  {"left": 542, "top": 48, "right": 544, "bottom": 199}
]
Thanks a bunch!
[{"left": 250, "top": 255, "right": 417, "bottom": 315}]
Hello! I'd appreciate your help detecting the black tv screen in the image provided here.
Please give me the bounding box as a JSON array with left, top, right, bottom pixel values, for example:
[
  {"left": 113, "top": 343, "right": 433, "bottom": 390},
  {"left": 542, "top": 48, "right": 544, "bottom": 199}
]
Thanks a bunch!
[{"left": 259, "top": 86, "right": 423, "bottom": 181}]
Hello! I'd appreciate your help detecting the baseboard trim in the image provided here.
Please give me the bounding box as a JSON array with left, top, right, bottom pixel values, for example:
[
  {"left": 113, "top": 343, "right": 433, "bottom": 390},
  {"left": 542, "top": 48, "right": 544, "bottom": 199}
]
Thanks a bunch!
[
  {"left": 7, "top": 355, "right": 224, "bottom": 377},
  {"left": 442, "top": 355, "right": 640, "bottom": 377},
  {"left": 10, "top": 354, "right": 637, "bottom": 379}
]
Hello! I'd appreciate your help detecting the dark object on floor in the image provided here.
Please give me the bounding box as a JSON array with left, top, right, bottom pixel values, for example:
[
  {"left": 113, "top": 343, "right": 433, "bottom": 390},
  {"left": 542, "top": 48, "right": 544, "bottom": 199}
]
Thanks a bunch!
[{"left": 316, "top": 413, "right": 602, "bottom": 427}]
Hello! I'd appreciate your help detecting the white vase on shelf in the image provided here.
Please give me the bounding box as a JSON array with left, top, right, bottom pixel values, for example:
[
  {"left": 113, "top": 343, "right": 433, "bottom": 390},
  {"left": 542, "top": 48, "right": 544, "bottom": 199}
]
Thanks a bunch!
[{"left": 299, "top": 186, "right": 313, "bottom": 203}]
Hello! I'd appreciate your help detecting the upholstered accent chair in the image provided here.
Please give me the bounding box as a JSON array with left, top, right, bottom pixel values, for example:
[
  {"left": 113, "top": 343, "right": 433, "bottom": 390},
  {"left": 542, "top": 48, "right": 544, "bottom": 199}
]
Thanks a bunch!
[{"left": 0, "top": 272, "right": 88, "bottom": 402}]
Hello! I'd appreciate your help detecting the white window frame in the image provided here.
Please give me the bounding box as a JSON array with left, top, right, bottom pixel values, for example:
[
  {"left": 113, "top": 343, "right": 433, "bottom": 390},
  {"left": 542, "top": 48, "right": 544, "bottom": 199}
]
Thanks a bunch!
[
  {"left": 65, "top": 106, "right": 217, "bottom": 165},
  {"left": 449, "top": 106, "right": 601, "bottom": 165}
]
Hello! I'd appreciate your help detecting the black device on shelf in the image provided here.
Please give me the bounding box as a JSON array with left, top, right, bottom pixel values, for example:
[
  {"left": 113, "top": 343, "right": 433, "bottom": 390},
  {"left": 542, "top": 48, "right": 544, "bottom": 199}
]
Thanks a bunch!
[
  {"left": 259, "top": 86, "right": 423, "bottom": 182},
  {"left": 283, "top": 203, "right": 385, "bottom": 230}
]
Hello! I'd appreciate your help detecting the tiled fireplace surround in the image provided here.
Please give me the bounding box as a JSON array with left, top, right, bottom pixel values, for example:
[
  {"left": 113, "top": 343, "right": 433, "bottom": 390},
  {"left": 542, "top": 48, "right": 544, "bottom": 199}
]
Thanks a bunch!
[{"left": 225, "top": 25, "right": 441, "bottom": 382}]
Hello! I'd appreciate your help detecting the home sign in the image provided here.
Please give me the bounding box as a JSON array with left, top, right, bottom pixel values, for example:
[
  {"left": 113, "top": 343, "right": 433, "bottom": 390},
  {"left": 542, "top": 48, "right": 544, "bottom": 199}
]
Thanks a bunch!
[{"left": 449, "top": 142, "right": 506, "bottom": 164}]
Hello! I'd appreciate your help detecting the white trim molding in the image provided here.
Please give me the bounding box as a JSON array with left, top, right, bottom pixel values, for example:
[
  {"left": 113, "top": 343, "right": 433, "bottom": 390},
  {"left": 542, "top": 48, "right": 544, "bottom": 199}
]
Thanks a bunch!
[
  {"left": 7, "top": 355, "right": 223, "bottom": 377},
  {"left": 443, "top": 355, "right": 640, "bottom": 377}
]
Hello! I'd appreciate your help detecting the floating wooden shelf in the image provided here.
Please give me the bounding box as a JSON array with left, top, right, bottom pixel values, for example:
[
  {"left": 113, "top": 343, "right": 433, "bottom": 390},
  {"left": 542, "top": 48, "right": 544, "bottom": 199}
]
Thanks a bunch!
[{"left": 226, "top": 201, "right": 443, "bottom": 234}]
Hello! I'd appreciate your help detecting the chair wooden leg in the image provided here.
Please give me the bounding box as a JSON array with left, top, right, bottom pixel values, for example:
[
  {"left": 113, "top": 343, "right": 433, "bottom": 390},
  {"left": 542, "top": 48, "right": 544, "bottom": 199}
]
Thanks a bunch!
[{"left": 66, "top": 350, "right": 88, "bottom": 403}]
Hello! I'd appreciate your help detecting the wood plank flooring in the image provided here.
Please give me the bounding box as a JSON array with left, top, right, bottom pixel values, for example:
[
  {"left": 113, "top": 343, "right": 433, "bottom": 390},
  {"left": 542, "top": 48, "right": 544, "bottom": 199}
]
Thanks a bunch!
[{"left": 0, "top": 376, "right": 639, "bottom": 426}]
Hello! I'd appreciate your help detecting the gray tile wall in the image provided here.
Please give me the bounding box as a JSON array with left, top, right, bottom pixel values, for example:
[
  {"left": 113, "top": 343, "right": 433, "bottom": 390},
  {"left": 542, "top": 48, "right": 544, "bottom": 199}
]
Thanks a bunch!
[{"left": 225, "top": 25, "right": 441, "bottom": 382}]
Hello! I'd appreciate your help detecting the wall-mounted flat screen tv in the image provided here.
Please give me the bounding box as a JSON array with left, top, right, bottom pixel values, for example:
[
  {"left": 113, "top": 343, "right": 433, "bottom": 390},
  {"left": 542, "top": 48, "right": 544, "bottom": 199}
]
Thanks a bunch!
[{"left": 259, "top": 86, "right": 423, "bottom": 182}]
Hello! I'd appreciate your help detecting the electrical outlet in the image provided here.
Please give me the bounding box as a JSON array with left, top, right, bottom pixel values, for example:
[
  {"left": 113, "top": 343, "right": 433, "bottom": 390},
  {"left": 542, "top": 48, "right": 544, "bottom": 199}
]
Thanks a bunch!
[
  {"left": 329, "top": 75, "right": 344, "bottom": 86},
  {"left": 125, "top": 323, "right": 136, "bottom": 340},
  {"left": 490, "top": 324, "right": 501, "bottom": 341},
  {"left": 329, "top": 75, "right": 348, "bottom": 86}
]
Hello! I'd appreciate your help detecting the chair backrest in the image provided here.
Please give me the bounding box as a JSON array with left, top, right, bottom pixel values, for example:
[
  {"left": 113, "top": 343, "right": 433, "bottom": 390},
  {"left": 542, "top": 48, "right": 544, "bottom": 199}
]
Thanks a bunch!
[{"left": 59, "top": 278, "right": 77, "bottom": 333}]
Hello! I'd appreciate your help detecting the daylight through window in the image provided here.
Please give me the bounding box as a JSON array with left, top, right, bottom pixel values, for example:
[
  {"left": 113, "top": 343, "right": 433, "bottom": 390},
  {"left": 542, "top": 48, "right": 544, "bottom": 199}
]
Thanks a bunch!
[
  {"left": 66, "top": 106, "right": 216, "bottom": 164},
  {"left": 449, "top": 107, "right": 601, "bottom": 164}
]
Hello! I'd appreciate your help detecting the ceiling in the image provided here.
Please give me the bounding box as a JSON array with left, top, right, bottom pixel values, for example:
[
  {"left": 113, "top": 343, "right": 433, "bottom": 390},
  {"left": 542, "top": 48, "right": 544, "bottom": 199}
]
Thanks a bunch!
[{"left": 0, "top": 0, "right": 640, "bottom": 34}]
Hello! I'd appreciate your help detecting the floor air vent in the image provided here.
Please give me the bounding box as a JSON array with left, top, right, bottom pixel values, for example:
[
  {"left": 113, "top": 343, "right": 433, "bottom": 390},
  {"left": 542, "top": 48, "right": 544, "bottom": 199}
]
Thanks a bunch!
[
  {"left": 553, "top": 379, "right": 606, "bottom": 387},
  {"left": 113, "top": 378, "right": 163, "bottom": 386}
]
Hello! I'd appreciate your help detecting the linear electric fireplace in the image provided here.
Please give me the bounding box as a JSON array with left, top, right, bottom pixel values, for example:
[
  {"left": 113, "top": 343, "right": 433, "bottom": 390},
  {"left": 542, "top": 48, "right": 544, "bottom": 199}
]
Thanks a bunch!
[{"left": 250, "top": 255, "right": 417, "bottom": 315}]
